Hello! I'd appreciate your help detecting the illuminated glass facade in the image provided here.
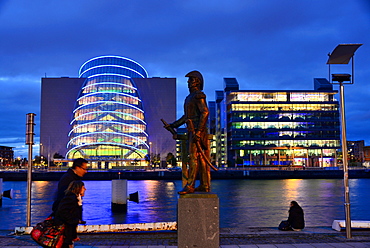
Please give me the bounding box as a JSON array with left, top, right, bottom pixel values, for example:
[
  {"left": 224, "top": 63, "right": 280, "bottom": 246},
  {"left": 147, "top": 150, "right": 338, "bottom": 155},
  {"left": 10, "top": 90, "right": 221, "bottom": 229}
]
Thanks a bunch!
[
  {"left": 79, "top": 56, "right": 148, "bottom": 79},
  {"left": 66, "top": 56, "right": 149, "bottom": 162},
  {"left": 215, "top": 78, "right": 341, "bottom": 167}
]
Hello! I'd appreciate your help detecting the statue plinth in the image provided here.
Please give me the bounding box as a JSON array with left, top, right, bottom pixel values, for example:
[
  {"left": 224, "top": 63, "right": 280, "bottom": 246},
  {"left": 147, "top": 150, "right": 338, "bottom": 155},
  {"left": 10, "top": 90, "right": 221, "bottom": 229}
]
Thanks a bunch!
[{"left": 178, "top": 193, "right": 219, "bottom": 248}]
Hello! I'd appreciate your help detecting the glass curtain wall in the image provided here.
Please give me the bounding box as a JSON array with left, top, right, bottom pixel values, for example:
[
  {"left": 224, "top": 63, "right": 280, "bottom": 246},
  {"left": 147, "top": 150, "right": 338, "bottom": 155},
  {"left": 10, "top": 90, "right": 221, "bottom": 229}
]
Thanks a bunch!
[
  {"left": 66, "top": 56, "right": 149, "bottom": 167},
  {"left": 227, "top": 91, "right": 340, "bottom": 167}
]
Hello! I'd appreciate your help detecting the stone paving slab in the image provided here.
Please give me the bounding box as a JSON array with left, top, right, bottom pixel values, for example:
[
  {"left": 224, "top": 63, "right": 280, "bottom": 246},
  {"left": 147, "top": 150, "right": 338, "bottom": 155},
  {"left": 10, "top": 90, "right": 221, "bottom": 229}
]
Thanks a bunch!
[
  {"left": 2, "top": 245, "right": 370, "bottom": 248},
  {"left": 2, "top": 227, "right": 370, "bottom": 247}
]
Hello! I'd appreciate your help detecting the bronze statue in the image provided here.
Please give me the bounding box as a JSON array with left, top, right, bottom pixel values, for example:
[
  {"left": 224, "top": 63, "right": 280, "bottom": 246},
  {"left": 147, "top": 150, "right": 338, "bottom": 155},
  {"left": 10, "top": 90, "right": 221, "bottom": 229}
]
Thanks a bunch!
[{"left": 163, "top": 71, "right": 215, "bottom": 195}]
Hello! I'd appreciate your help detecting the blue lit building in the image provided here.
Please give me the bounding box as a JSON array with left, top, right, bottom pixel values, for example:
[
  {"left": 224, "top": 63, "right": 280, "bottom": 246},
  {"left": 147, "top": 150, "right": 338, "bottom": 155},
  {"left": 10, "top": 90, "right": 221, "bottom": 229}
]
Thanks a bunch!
[
  {"left": 214, "top": 90, "right": 227, "bottom": 166},
  {"left": 67, "top": 56, "right": 149, "bottom": 161},
  {"left": 214, "top": 78, "right": 341, "bottom": 167},
  {"left": 40, "top": 56, "right": 176, "bottom": 168}
]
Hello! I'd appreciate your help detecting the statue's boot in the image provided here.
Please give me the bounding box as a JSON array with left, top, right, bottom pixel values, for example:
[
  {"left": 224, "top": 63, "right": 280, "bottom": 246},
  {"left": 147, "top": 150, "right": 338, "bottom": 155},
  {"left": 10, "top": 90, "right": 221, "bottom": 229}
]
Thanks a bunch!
[
  {"left": 194, "top": 185, "right": 210, "bottom": 192},
  {"left": 178, "top": 185, "right": 195, "bottom": 195}
]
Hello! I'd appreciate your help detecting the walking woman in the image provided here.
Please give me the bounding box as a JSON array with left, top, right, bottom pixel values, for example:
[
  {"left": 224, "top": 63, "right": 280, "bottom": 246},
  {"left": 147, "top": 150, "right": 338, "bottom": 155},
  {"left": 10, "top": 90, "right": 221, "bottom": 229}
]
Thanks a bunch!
[{"left": 55, "top": 180, "right": 86, "bottom": 248}]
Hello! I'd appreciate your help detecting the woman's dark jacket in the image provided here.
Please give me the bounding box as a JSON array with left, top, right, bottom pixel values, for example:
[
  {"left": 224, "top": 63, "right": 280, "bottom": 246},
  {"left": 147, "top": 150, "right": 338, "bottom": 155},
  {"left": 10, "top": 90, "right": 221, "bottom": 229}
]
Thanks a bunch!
[
  {"left": 55, "top": 192, "right": 82, "bottom": 226},
  {"left": 52, "top": 168, "right": 82, "bottom": 213},
  {"left": 288, "top": 205, "right": 305, "bottom": 229}
]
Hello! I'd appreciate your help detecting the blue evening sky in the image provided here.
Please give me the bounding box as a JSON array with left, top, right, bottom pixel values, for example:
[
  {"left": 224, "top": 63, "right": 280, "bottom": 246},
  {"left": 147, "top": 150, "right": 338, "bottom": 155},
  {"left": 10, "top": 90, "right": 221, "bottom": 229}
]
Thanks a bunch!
[{"left": 0, "top": 0, "right": 370, "bottom": 158}]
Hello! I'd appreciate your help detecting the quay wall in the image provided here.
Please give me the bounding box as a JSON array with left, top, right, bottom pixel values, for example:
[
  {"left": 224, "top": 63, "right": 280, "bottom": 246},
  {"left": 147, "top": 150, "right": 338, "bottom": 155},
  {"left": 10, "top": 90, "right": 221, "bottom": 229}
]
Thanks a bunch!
[{"left": 1, "top": 169, "right": 370, "bottom": 181}]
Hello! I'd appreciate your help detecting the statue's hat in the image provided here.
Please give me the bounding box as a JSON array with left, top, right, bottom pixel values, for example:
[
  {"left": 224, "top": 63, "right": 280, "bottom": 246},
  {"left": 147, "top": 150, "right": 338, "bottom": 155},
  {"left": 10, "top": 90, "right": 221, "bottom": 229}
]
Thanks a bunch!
[{"left": 185, "top": 70, "right": 203, "bottom": 90}]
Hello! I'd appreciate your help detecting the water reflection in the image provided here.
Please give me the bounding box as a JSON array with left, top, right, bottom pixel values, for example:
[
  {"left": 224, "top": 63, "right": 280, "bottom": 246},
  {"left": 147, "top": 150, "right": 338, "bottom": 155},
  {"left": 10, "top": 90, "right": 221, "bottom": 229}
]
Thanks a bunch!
[{"left": 1, "top": 179, "right": 370, "bottom": 230}]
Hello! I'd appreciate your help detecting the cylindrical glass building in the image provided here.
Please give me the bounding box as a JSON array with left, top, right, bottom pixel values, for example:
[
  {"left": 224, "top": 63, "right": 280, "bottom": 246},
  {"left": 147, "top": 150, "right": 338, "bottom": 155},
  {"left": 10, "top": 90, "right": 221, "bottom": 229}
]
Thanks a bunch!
[{"left": 66, "top": 56, "right": 149, "bottom": 166}]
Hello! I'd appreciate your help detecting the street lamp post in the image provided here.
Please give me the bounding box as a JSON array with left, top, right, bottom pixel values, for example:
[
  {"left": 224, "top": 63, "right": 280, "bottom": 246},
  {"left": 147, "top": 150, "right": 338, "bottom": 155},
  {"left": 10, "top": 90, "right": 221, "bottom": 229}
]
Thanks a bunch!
[
  {"left": 327, "top": 44, "right": 362, "bottom": 239},
  {"left": 48, "top": 136, "right": 50, "bottom": 168},
  {"left": 25, "top": 113, "right": 36, "bottom": 227},
  {"left": 334, "top": 75, "right": 352, "bottom": 238},
  {"left": 149, "top": 142, "right": 153, "bottom": 168}
]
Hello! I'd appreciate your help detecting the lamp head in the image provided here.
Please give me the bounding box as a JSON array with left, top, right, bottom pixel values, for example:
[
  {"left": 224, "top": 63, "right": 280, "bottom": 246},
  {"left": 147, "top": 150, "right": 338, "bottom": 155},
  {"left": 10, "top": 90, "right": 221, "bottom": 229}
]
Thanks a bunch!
[{"left": 332, "top": 73, "right": 351, "bottom": 83}]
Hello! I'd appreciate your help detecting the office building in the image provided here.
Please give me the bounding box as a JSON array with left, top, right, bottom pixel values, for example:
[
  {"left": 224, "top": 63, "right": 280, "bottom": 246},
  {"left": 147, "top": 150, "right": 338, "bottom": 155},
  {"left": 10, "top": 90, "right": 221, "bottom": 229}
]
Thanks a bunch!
[
  {"left": 213, "top": 91, "right": 227, "bottom": 166},
  {"left": 0, "top": 145, "right": 14, "bottom": 166},
  {"left": 214, "top": 78, "right": 341, "bottom": 167},
  {"left": 363, "top": 146, "right": 370, "bottom": 167},
  {"left": 347, "top": 140, "right": 365, "bottom": 165}
]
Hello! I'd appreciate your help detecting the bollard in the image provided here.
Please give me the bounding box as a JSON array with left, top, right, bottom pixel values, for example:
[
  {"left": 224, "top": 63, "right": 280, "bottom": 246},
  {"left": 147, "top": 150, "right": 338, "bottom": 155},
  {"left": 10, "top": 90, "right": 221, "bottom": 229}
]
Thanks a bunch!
[
  {"left": 0, "top": 178, "right": 13, "bottom": 207},
  {"left": 111, "top": 179, "right": 128, "bottom": 212}
]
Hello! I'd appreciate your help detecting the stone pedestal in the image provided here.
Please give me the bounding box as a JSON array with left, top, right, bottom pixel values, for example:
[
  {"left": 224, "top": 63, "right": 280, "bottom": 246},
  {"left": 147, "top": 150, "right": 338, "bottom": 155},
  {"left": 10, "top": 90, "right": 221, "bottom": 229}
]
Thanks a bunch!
[{"left": 178, "top": 193, "right": 219, "bottom": 248}]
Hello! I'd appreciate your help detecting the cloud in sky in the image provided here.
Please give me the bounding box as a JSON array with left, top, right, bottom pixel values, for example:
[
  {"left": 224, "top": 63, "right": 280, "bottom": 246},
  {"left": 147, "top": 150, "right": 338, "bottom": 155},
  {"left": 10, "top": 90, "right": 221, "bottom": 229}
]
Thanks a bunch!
[{"left": 1, "top": 0, "right": 370, "bottom": 157}]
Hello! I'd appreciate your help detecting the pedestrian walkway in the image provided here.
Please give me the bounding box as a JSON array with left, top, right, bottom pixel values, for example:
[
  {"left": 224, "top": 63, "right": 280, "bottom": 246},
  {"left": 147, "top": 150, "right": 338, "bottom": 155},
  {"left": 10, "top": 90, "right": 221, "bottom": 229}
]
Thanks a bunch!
[{"left": 1, "top": 227, "right": 370, "bottom": 247}]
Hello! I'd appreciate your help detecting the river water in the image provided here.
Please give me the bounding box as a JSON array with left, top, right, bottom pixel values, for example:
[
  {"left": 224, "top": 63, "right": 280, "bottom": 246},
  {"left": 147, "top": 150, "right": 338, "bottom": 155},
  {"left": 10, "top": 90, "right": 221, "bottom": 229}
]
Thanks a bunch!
[{"left": 1, "top": 179, "right": 370, "bottom": 230}]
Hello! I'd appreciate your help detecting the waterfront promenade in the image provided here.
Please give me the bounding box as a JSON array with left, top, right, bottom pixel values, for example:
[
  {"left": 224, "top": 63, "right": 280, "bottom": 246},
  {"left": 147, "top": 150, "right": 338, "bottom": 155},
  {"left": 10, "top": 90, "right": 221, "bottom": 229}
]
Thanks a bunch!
[
  {"left": 1, "top": 227, "right": 370, "bottom": 247},
  {"left": 2, "top": 167, "right": 370, "bottom": 181}
]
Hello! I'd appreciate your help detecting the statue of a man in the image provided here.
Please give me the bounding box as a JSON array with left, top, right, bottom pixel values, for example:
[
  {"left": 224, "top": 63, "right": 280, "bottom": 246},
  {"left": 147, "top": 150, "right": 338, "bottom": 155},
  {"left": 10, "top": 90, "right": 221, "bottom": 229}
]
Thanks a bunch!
[{"left": 169, "top": 71, "right": 211, "bottom": 195}]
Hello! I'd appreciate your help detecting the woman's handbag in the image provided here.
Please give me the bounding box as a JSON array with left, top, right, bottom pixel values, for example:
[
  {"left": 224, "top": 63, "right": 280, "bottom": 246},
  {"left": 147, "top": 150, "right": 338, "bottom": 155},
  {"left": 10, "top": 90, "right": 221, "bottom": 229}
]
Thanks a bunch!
[
  {"left": 31, "top": 215, "right": 65, "bottom": 248},
  {"left": 278, "top": 220, "right": 292, "bottom": 231}
]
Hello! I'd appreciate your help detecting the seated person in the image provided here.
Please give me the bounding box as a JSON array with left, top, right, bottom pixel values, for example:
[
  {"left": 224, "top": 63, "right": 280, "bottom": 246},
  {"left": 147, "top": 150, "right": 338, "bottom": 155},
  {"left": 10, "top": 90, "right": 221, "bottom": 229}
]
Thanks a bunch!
[{"left": 287, "top": 201, "right": 305, "bottom": 231}]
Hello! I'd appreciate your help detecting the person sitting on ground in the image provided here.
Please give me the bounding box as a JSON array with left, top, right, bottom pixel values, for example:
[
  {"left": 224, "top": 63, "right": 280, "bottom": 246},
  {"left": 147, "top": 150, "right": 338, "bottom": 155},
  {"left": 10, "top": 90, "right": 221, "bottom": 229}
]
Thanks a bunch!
[
  {"left": 287, "top": 201, "right": 305, "bottom": 231},
  {"left": 55, "top": 180, "right": 86, "bottom": 248}
]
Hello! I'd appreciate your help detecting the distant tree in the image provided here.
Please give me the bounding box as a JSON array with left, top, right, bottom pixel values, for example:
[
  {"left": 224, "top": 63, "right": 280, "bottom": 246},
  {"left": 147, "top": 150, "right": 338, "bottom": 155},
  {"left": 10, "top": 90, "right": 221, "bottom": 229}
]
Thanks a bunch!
[
  {"left": 34, "top": 155, "right": 42, "bottom": 166},
  {"left": 53, "top": 153, "right": 64, "bottom": 159},
  {"left": 34, "top": 155, "right": 48, "bottom": 167},
  {"left": 166, "top": 152, "right": 177, "bottom": 167},
  {"left": 152, "top": 153, "right": 161, "bottom": 167},
  {"left": 235, "top": 157, "right": 243, "bottom": 167},
  {"left": 13, "top": 158, "right": 22, "bottom": 168}
]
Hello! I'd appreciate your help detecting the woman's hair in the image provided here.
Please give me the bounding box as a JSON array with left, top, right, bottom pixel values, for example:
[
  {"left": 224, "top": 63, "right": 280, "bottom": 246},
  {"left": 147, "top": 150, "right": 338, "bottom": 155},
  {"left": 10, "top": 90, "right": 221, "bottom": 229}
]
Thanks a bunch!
[
  {"left": 291, "top": 201, "right": 299, "bottom": 207},
  {"left": 65, "top": 180, "right": 84, "bottom": 195}
]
